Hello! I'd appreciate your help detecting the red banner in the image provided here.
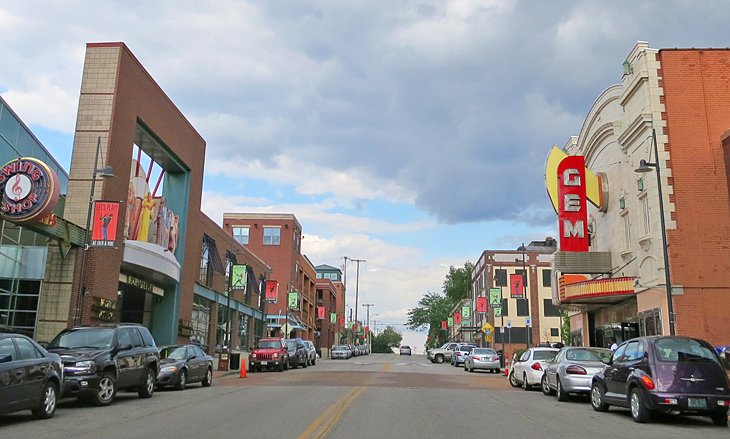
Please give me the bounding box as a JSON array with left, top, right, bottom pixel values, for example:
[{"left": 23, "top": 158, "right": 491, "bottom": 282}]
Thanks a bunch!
[
  {"left": 510, "top": 273, "right": 525, "bottom": 299},
  {"left": 558, "top": 155, "right": 588, "bottom": 251},
  {"left": 365, "top": 326, "right": 369, "bottom": 333},
  {"left": 317, "top": 306, "right": 325, "bottom": 319},
  {"left": 264, "top": 280, "right": 278, "bottom": 303},
  {"left": 353, "top": 323, "right": 358, "bottom": 332},
  {"left": 454, "top": 312, "right": 462, "bottom": 325},
  {"left": 339, "top": 316, "right": 345, "bottom": 326},
  {"left": 476, "top": 296, "right": 487, "bottom": 313},
  {"left": 90, "top": 201, "right": 120, "bottom": 248},
  {"left": 441, "top": 320, "right": 447, "bottom": 330}
]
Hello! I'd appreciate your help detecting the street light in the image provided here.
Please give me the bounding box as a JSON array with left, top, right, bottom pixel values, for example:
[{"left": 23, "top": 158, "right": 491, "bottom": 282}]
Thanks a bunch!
[
  {"left": 517, "top": 243, "right": 529, "bottom": 348},
  {"left": 635, "top": 128, "right": 676, "bottom": 336},
  {"left": 74, "top": 136, "right": 115, "bottom": 326}
]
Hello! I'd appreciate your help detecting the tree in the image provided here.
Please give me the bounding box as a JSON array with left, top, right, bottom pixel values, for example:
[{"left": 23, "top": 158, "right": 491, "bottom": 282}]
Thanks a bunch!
[
  {"left": 443, "top": 262, "right": 474, "bottom": 303},
  {"left": 406, "top": 291, "right": 453, "bottom": 348},
  {"left": 371, "top": 326, "right": 403, "bottom": 353},
  {"left": 561, "top": 311, "right": 571, "bottom": 345}
]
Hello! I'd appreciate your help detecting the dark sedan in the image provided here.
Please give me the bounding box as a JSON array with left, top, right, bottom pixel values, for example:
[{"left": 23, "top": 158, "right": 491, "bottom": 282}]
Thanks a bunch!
[
  {"left": 157, "top": 344, "right": 213, "bottom": 390},
  {"left": 591, "top": 336, "right": 730, "bottom": 426},
  {"left": 0, "top": 333, "right": 63, "bottom": 419}
]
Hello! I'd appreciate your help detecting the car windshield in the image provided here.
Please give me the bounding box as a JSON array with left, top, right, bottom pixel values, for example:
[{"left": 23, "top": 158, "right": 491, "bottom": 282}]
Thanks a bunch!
[
  {"left": 533, "top": 350, "right": 557, "bottom": 361},
  {"left": 459, "top": 346, "right": 473, "bottom": 351},
  {"left": 439, "top": 343, "right": 450, "bottom": 349},
  {"left": 566, "top": 348, "right": 611, "bottom": 362},
  {"left": 48, "top": 328, "right": 115, "bottom": 350},
  {"left": 473, "top": 349, "right": 496, "bottom": 355},
  {"left": 160, "top": 346, "right": 187, "bottom": 360},
  {"left": 655, "top": 338, "right": 719, "bottom": 363},
  {"left": 257, "top": 340, "right": 281, "bottom": 349},
  {"left": 286, "top": 341, "right": 297, "bottom": 349},
  {"left": 333, "top": 346, "right": 347, "bottom": 351}
]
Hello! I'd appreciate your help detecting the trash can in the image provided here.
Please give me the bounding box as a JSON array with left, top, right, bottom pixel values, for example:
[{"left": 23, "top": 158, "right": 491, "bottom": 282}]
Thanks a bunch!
[{"left": 230, "top": 352, "right": 241, "bottom": 370}]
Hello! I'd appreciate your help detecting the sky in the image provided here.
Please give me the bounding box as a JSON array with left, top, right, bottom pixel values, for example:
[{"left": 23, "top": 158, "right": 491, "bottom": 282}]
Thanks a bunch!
[{"left": 1, "top": 0, "right": 729, "bottom": 350}]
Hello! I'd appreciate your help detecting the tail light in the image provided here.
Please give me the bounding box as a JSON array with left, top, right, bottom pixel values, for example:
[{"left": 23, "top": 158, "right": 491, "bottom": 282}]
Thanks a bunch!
[
  {"left": 640, "top": 375, "right": 655, "bottom": 390},
  {"left": 565, "top": 365, "right": 587, "bottom": 375},
  {"left": 531, "top": 362, "right": 542, "bottom": 371}
]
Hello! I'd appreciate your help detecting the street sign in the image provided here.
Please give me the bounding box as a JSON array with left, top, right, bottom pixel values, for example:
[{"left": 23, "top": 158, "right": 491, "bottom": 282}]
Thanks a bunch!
[
  {"left": 506, "top": 321, "right": 512, "bottom": 329},
  {"left": 526, "top": 316, "right": 532, "bottom": 326},
  {"left": 500, "top": 327, "right": 504, "bottom": 334},
  {"left": 485, "top": 329, "right": 492, "bottom": 336},
  {"left": 481, "top": 322, "right": 494, "bottom": 333}
]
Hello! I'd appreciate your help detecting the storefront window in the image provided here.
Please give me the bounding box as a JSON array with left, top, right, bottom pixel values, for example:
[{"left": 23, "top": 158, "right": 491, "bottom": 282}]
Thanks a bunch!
[
  {"left": 191, "top": 296, "right": 211, "bottom": 351},
  {"left": 639, "top": 308, "right": 662, "bottom": 336},
  {"left": 238, "top": 312, "right": 249, "bottom": 349},
  {"left": 216, "top": 304, "right": 231, "bottom": 349}
]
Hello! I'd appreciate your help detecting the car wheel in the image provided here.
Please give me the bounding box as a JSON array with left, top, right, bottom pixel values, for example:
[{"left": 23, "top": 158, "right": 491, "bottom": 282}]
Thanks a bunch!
[
  {"left": 302, "top": 357, "right": 308, "bottom": 368},
  {"left": 435, "top": 354, "right": 444, "bottom": 364},
  {"left": 202, "top": 368, "right": 213, "bottom": 387},
  {"left": 541, "top": 375, "right": 555, "bottom": 396},
  {"left": 556, "top": 378, "right": 568, "bottom": 401},
  {"left": 312, "top": 357, "right": 316, "bottom": 366},
  {"left": 89, "top": 372, "right": 116, "bottom": 406},
  {"left": 509, "top": 370, "right": 520, "bottom": 388},
  {"left": 522, "top": 373, "right": 530, "bottom": 390},
  {"left": 138, "top": 367, "right": 156, "bottom": 398},
  {"left": 32, "top": 381, "right": 58, "bottom": 419},
  {"left": 174, "top": 370, "right": 187, "bottom": 391},
  {"left": 710, "top": 412, "right": 729, "bottom": 427},
  {"left": 278, "top": 361, "right": 284, "bottom": 372},
  {"left": 590, "top": 383, "right": 609, "bottom": 412},
  {"left": 629, "top": 388, "right": 651, "bottom": 423}
]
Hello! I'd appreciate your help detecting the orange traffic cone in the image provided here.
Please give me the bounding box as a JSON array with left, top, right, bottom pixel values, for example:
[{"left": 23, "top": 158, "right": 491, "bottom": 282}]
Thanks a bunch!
[
  {"left": 239, "top": 359, "right": 247, "bottom": 378},
  {"left": 503, "top": 358, "right": 510, "bottom": 377}
]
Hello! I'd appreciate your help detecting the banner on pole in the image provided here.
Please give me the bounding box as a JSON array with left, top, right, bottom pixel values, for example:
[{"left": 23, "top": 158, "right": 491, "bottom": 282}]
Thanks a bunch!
[
  {"left": 265, "top": 280, "right": 278, "bottom": 303},
  {"left": 287, "top": 291, "right": 299, "bottom": 310},
  {"left": 509, "top": 274, "right": 525, "bottom": 299},
  {"left": 90, "top": 201, "right": 120, "bottom": 248},
  {"left": 476, "top": 296, "right": 487, "bottom": 313},
  {"left": 231, "top": 264, "right": 247, "bottom": 290}
]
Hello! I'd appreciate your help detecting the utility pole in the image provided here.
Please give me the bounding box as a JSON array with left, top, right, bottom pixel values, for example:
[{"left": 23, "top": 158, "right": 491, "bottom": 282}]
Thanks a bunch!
[
  {"left": 350, "top": 258, "right": 365, "bottom": 324},
  {"left": 362, "top": 303, "right": 374, "bottom": 351}
]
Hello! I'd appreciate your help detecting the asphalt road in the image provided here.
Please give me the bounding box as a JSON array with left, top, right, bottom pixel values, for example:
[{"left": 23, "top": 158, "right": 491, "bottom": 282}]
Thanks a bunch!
[{"left": 1, "top": 353, "right": 728, "bottom": 438}]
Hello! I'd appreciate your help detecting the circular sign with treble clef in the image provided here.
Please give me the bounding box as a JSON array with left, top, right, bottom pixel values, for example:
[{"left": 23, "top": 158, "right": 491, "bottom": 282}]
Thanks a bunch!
[{"left": 0, "top": 157, "right": 60, "bottom": 223}]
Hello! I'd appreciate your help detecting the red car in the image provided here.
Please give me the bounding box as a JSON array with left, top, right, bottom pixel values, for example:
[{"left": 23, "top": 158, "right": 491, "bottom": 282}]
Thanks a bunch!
[{"left": 249, "top": 338, "right": 289, "bottom": 372}]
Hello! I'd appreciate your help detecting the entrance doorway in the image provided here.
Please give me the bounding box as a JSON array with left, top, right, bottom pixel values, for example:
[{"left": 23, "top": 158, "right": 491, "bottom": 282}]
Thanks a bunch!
[{"left": 118, "top": 283, "right": 155, "bottom": 325}]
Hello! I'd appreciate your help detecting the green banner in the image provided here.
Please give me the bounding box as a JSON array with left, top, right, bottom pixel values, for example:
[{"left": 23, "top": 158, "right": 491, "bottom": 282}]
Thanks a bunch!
[
  {"left": 489, "top": 288, "right": 501, "bottom": 307},
  {"left": 447, "top": 317, "right": 453, "bottom": 327},
  {"left": 462, "top": 306, "right": 471, "bottom": 320},
  {"left": 287, "top": 291, "right": 299, "bottom": 310},
  {"left": 231, "top": 264, "right": 248, "bottom": 290},
  {"left": 494, "top": 306, "right": 502, "bottom": 317},
  {"left": 330, "top": 312, "right": 337, "bottom": 324}
]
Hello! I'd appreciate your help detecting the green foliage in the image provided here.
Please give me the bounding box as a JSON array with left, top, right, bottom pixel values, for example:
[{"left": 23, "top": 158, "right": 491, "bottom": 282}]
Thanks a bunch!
[
  {"left": 443, "top": 262, "right": 474, "bottom": 303},
  {"left": 561, "top": 311, "right": 571, "bottom": 345},
  {"left": 371, "top": 326, "right": 403, "bottom": 353}
]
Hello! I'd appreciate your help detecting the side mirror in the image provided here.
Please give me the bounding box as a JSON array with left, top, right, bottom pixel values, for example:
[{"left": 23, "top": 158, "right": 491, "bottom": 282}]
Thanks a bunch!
[
  {"left": 601, "top": 357, "right": 612, "bottom": 365},
  {"left": 250, "top": 347, "right": 255, "bottom": 351},
  {"left": 118, "top": 343, "right": 133, "bottom": 351}
]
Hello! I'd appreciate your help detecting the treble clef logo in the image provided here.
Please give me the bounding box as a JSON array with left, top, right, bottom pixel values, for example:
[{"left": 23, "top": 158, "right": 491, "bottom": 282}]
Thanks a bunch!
[{"left": 11, "top": 175, "right": 22, "bottom": 201}]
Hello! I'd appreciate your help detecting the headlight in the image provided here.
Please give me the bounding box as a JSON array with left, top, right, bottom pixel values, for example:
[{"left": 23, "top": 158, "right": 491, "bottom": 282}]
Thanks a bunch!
[
  {"left": 161, "top": 366, "right": 178, "bottom": 373},
  {"left": 252, "top": 353, "right": 257, "bottom": 359},
  {"left": 272, "top": 353, "right": 278, "bottom": 358},
  {"left": 71, "top": 360, "right": 96, "bottom": 373}
]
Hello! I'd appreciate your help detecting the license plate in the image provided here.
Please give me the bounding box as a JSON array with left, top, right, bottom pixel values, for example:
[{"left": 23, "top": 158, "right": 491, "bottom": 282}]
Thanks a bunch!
[
  {"left": 261, "top": 361, "right": 268, "bottom": 365},
  {"left": 688, "top": 398, "right": 706, "bottom": 409}
]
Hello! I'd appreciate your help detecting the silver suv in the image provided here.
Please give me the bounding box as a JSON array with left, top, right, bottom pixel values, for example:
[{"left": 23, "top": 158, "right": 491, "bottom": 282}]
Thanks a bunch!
[
  {"left": 427, "top": 342, "right": 459, "bottom": 364},
  {"left": 303, "top": 340, "right": 317, "bottom": 366},
  {"left": 451, "top": 343, "right": 476, "bottom": 366}
]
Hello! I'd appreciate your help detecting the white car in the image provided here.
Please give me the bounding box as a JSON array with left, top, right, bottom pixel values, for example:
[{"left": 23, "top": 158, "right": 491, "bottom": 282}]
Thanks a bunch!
[{"left": 508, "top": 347, "right": 558, "bottom": 390}]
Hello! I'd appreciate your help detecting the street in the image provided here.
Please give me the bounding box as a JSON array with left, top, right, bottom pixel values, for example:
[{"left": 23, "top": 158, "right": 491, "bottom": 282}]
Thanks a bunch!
[{"left": 1, "top": 353, "right": 727, "bottom": 439}]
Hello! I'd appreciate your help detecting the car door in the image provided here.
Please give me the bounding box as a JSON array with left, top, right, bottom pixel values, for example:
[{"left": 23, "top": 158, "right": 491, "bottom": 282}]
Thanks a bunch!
[
  {"left": 187, "top": 346, "right": 203, "bottom": 381},
  {"left": 514, "top": 350, "right": 531, "bottom": 383},
  {"left": 0, "top": 337, "right": 22, "bottom": 412},
  {"left": 114, "top": 328, "right": 136, "bottom": 388},
  {"left": 604, "top": 342, "right": 634, "bottom": 400},
  {"left": 545, "top": 349, "right": 564, "bottom": 388},
  {"left": 14, "top": 336, "right": 47, "bottom": 407}
]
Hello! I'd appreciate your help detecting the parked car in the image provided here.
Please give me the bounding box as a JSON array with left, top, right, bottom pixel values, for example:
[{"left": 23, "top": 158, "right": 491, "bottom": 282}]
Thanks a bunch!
[
  {"left": 427, "top": 342, "right": 459, "bottom": 364},
  {"left": 46, "top": 324, "right": 160, "bottom": 406},
  {"left": 156, "top": 344, "right": 213, "bottom": 390},
  {"left": 303, "top": 340, "right": 317, "bottom": 366},
  {"left": 509, "top": 347, "right": 559, "bottom": 390},
  {"left": 250, "top": 338, "right": 289, "bottom": 372},
  {"left": 285, "top": 338, "right": 308, "bottom": 369},
  {"left": 400, "top": 345, "right": 412, "bottom": 356},
  {"left": 0, "top": 333, "right": 63, "bottom": 419},
  {"left": 541, "top": 347, "right": 612, "bottom": 400},
  {"left": 331, "top": 345, "right": 351, "bottom": 359},
  {"left": 464, "top": 347, "right": 501, "bottom": 373},
  {"left": 452, "top": 344, "right": 476, "bottom": 366},
  {"left": 351, "top": 344, "right": 360, "bottom": 357},
  {"left": 591, "top": 336, "right": 730, "bottom": 425}
]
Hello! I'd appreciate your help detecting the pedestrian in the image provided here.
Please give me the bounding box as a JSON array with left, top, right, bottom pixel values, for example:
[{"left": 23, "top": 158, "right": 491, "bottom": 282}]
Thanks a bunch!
[{"left": 609, "top": 337, "right": 618, "bottom": 352}]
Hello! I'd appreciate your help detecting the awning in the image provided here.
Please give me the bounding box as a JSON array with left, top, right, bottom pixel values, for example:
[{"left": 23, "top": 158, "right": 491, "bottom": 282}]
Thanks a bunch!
[
  {"left": 204, "top": 235, "right": 225, "bottom": 273},
  {"left": 560, "top": 276, "right": 636, "bottom": 305}
]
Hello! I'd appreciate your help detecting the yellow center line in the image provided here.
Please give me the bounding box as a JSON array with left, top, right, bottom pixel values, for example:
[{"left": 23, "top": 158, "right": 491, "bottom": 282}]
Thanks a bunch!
[
  {"left": 298, "top": 386, "right": 366, "bottom": 439},
  {"left": 381, "top": 362, "right": 392, "bottom": 372}
]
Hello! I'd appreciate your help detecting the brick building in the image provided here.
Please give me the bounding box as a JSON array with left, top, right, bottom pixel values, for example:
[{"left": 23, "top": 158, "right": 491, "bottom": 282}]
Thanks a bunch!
[
  {"left": 470, "top": 239, "right": 562, "bottom": 357},
  {"left": 549, "top": 42, "right": 730, "bottom": 347},
  {"left": 315, "top": 264, "right": 346, "bottom": 357}
]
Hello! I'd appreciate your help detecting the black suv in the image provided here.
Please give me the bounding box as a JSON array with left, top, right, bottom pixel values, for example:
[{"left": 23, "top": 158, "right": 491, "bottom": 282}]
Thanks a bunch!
[
  {"left": 47, "top": 324, "right": 160, "bottom": 406},
  {"left": 285, "top": 338, "right": 308, "bottom": 369}
]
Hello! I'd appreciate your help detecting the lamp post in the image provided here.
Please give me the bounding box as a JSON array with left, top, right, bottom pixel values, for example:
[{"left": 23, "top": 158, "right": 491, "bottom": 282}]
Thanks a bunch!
[
  {"left": 517, "top": 243, "right": 530, "bottom": 348},
  {"left": 362, "top": 304, "right": 374, "bottom": 351},
  {"left": 74, "top": 136, "right": 114, "bottom": 326},
  {"left": 635, "top": 128, "right": 676, "bottom": 336}
]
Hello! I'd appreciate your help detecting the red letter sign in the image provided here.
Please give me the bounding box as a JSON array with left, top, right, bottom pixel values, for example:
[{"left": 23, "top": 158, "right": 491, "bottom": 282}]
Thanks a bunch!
[{"left": 557, "top": 155, "right": 589, "bottom": 252}]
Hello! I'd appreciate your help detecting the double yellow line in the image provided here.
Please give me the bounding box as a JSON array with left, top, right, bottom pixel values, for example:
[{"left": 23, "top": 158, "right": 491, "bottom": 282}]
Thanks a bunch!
[{"left": 297, "top": 386, "right": 366, "bottom": 439}]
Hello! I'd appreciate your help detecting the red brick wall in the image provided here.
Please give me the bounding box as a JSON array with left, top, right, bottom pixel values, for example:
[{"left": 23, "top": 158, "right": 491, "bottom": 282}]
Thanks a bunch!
[{"left": 659, "top": 49, "right": 730, "bottom": 344}]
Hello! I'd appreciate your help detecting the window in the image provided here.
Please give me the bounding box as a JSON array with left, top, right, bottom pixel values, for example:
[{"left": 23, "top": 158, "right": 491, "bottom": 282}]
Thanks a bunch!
[
  {"left": 15, "top": 337, "right": 40, "bottom": 360},
  {"left": 233, "top": 226, "right": 249, "bottom": 245},
  {"left": 640, "top": 194, "right": 651, "bottom": 236},
  {"left": 263, "top": 227, "right": 281, "bottom": 245},
  {"left": 516, "top": 299, "right": 529, "bottom": 316},
  {"left": 0, "top": 338, "right": 16, "bottom": 362},
  {"left": 542, "top": 269, "right": 551, "bottom": 287},
  {"left": 621, "top": 211, "right": 631, "bottom": 250},
  {"left": 500, "top": 298, "right": 509, "bottom": 316},
  {"left": 129, "top": 328, "right": 144, "bottom": 348},
  {"left": 612, "top": 343, "right": 627, "bottom": 364},
  {"left": 550, "top": 328, "right": 559, "bottom": 337},
  {"left": 116, "top": 328, "right": 133, "bottom": 346},
  {"left": 494, "top": 269, "right": 507, "bottom": 287},
  {"left": 200, "top": 240, "right": 212, "bottom": 285},
  {"left": 622, "top": 341, "right": 641, "bottom": 362},
  {"left": 543, "top": 299, "right": 561, "bottom": 317}
]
